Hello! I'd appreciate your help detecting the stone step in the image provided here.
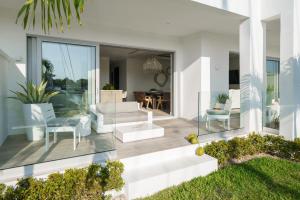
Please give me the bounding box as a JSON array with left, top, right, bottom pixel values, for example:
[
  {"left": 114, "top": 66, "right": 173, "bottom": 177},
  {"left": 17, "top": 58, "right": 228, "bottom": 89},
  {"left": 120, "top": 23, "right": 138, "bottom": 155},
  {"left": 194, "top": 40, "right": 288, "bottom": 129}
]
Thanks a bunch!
[
  {"left": 116, "top": 123, "right": 164, "bottom": 143},
  {"left": 121, "top": 145, "right": 218, "bottom": 200},
  {"left": 120, "top": 144, "right": 200, "bottom": 171}
]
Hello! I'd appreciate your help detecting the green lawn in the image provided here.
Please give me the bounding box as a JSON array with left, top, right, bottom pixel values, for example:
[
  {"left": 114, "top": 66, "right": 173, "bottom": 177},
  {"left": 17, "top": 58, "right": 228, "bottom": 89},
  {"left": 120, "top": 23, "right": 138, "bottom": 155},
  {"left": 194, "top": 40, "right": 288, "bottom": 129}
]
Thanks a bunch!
[{"left": 142, "top": 157, "right": 300, "bottom": 200}]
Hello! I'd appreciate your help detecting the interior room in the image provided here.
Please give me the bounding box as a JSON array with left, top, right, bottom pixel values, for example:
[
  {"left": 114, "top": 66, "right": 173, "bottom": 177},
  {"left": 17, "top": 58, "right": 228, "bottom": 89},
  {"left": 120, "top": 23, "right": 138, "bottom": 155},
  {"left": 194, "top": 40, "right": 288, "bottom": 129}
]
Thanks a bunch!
[{"left": 100, "top": 45, "right": 173, "bottom": 118}]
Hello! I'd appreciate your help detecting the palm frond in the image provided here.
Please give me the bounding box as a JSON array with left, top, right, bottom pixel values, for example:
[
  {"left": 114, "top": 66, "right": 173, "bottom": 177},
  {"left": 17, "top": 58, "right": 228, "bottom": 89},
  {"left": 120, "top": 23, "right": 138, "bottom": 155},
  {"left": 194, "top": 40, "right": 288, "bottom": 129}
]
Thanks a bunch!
[{"left": 16, "top": 0, "right": 86, "bottom": 33}]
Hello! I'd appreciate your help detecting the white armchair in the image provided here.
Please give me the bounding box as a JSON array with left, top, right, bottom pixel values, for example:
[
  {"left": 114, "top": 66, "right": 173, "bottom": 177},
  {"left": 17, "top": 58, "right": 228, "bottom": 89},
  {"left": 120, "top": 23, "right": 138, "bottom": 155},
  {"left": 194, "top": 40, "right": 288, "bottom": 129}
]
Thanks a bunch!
[
  {"left": 90, "top": 101, "right": 153, "bottom": 133},
  {"left": 206, "top": 99, "right": 232, "bottom": 131}
]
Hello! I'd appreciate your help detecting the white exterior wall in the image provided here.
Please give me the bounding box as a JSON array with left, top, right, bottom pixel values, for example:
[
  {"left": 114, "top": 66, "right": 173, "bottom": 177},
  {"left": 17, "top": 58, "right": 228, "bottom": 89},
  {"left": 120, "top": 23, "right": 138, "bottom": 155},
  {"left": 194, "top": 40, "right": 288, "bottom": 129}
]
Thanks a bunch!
[
  {"left": 180, "top": 32, "right": 239, "bottom": 120},
  {"left": 0, "top": 0, "right": 299, "bottom": 140},
  {"left": 260, "top": 0, "right": 300, "bottom": 140},
  {"left": 239, "top": 0, "right": 265, "bottom": 133},
  {"left": 277, "top": 1, "right": 300, "bottom": 140},
  {"left": 191, "top": 0, "right": 250, "bottom": 17},
  {"left": 0, "top": 8, "right": 182, "bottom": 135}
]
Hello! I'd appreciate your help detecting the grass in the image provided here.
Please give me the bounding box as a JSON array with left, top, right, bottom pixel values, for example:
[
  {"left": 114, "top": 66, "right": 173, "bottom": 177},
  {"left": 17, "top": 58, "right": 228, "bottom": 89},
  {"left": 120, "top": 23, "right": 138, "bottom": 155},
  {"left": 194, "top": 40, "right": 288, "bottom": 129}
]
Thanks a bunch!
[{"left": 141, "top": 157, "right": 300, "bottom": 200}]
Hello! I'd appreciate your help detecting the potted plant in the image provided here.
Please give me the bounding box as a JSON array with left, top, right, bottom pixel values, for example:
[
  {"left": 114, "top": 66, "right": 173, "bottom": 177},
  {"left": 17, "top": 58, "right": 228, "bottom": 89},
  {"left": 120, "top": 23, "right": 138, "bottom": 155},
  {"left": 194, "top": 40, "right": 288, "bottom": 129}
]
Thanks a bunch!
[
  {"left": 215, "top": 93, "right": 229, "bottom": 109},
  {"left": 10, "top": 80, "right": 59, "bottom": 141}
]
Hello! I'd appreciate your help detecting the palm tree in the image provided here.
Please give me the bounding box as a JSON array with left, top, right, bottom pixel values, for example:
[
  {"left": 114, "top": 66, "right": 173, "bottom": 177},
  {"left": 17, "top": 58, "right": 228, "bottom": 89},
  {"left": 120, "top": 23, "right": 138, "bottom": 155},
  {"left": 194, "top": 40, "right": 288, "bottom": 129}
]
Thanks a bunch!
[
  {"left": 42, "top": 59, "right": 55, "bottom": 88},
  {"left": 16, "top": 0, "right": 86, "bottom": 33}
]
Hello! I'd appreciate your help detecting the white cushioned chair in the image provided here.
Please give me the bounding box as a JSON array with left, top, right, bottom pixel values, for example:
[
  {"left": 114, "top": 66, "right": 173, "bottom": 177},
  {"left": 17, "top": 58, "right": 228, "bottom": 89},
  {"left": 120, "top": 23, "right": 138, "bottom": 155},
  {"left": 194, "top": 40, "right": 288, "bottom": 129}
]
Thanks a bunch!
[
  {"left": 90, "top": 101, "right": 152, "bottom": 133},
  {"left": 206, "top": 99, "right": 232, "bottom": 131}
]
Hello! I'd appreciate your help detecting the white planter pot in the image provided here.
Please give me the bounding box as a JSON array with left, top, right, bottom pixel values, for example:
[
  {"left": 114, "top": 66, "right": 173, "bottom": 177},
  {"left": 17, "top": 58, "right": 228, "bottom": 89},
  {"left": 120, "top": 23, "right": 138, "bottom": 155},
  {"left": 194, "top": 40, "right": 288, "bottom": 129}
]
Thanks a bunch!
[
  {"left": 23, "top": 103, "right": 48, "bottom": 141},
  {"left": 215, "top": 103, "right": 225, "bottom": 110}
]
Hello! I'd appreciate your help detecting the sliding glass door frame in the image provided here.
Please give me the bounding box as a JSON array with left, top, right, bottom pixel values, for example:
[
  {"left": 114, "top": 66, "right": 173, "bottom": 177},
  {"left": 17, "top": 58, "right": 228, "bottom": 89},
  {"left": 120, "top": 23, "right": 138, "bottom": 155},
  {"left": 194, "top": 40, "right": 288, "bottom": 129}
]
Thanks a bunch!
[
  {"left": 27, "top": 35, "right": 100, "bottom": 104},
  {"left": 263, "top": 57, "right": 280, "bottom": 133}
]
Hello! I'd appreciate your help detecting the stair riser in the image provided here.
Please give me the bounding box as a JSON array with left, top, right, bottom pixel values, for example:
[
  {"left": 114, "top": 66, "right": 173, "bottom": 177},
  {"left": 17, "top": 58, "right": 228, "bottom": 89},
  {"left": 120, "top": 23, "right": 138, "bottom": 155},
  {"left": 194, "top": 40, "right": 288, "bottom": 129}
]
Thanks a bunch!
[
  {"left": 121, "top": 144, "right": 198, "bottom": 171},
  {"left": 116, "top": 128, "right": 164, "bottom": 143},
  {"left": 125, "top": 159, "right": 218, "bottom": 199}
]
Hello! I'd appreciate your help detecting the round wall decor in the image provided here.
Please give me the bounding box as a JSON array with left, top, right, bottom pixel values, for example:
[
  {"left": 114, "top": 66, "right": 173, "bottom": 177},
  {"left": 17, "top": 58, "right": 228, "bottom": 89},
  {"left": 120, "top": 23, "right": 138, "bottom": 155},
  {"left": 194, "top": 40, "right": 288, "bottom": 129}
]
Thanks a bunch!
[{"left": 154, "top": 72, "right": 168, "bottom": 87}]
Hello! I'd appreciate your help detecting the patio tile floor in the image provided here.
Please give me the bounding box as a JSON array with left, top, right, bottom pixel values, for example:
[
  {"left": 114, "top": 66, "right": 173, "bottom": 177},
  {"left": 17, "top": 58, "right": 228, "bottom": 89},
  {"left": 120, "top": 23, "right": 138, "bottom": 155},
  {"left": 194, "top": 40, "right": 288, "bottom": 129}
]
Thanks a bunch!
[{"left": 0, "top": 118, "right": 242, "bottom": 170}]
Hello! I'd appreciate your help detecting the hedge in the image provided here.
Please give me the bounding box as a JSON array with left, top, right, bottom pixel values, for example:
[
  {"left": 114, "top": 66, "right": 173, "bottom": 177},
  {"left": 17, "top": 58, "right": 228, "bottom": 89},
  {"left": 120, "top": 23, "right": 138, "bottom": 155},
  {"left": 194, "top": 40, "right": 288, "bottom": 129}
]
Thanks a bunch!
[
  {"left": 204, "top": 133, "right": 300, "bottom": 166},
  {"left": 0, "top": 160, "right": 124, "bottom": 200}
]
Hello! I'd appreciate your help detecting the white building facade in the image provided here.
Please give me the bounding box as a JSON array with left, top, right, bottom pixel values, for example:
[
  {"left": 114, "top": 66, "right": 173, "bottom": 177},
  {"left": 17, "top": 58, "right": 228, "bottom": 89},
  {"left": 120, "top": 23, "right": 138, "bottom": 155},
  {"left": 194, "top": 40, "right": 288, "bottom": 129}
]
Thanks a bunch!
[{"left": 0, "top": 0, "right": 299, "bottom": 146}]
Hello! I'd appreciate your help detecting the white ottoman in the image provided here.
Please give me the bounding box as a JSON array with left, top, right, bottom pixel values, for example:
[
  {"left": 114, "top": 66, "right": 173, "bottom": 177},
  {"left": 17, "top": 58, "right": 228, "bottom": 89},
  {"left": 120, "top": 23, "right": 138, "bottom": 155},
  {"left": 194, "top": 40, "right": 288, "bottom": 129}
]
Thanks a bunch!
[{"left": 116, "top": 123, "right": 164, "bottom": 143}]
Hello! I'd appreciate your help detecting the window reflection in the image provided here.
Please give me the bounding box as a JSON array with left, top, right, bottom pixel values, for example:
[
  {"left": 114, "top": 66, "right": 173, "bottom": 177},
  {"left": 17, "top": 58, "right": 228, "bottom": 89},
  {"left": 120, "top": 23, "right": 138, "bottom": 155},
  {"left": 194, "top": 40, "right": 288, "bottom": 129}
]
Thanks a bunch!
[{"left": 42, "top": 42, "right": 95, "bottom": 117}]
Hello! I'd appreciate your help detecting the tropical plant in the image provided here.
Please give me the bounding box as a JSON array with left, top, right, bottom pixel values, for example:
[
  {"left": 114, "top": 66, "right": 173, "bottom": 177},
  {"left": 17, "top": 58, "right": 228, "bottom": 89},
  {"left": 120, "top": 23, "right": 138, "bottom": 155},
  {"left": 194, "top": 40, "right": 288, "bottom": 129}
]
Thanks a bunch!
[
  {"left": 216, "top": 93, "right": 229, "bottom": 104},
  {"left": 16, "top": 0, "right": 86, "bottom": 33},
  {"left": 9, "top": 80, "right": 59, "bottom": 104}
]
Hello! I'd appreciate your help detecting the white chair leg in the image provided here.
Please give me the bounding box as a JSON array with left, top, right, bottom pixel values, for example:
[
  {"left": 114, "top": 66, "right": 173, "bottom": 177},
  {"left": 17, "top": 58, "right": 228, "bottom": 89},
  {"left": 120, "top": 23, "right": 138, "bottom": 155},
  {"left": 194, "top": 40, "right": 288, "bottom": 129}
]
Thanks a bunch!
[
  {"left": 78, "top": 126, "right": 81, "bottom": 143},
  {"left": 45, "top": 128, "right": 49, "bottom": 152},
  {"left": 228, "top": 118, "right": 231, "bottom": 130},
  {"left": 208, "top": 120, "right": 211, "bottom": 132},
  {"left": 54, "top": 131, "right": 57, "bottom": 143},
  {"left": 73, "top": 129, "right": 76, "bottom": 151}
]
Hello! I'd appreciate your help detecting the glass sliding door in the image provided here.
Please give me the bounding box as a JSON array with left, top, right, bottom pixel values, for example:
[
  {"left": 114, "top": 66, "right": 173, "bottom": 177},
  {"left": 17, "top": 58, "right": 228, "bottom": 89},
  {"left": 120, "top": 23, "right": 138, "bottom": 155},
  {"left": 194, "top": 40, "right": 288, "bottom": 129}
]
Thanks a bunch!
[
  {"left": 42, "top": 41, "right": 96, "bottom": 117},
  {"left": 264, "top": 59, "right": 280, "bottom": 130}
]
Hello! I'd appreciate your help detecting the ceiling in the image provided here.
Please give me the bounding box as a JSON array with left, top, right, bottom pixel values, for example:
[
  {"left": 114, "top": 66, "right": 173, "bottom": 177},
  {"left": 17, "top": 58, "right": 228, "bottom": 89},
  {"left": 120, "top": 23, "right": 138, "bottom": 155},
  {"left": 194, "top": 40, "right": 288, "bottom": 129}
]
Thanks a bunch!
[
  {"left": 1, "top": 0, "right": 247, "bottom": 37},
  {"left": 101, "top": 45, "right": 171, "bottom": 61}
]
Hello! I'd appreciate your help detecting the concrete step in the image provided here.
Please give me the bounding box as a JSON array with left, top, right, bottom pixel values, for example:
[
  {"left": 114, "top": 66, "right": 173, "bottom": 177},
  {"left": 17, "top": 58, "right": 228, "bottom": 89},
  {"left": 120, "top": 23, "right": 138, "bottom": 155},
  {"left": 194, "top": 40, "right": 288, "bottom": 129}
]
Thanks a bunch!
[
  {"left": 116, "top": 123, "right": 164, "bottom": 143},
  {"left": 121, "top": 144, "right": 200, "bottom": 171},
  {"left": 121, "top": 145, "right": 218, "bottom": 199}
]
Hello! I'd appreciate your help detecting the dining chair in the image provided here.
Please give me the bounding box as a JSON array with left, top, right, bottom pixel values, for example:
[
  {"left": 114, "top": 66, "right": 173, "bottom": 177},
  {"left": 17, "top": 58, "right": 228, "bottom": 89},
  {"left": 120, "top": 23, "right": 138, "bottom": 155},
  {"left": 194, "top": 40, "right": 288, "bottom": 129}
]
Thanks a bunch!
[
  {"left": 134, "top": 92, "right": 153, "bottom": 109},
  {"left": 156, "top": 92, "right": 170, "bottom": 110}
]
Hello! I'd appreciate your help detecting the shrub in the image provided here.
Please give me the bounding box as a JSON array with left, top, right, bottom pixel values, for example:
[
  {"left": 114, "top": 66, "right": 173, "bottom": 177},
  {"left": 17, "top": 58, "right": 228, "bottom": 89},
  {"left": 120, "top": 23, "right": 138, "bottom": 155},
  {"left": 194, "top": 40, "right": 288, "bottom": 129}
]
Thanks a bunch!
[
  {"left": 228, "top": 137, "right": 254, "bottom": 159},
  {"left": 195, "top": 147, "right": 205, "bottom": 156},
  {"left": 0, "top": 183, "right": 5, "bottom": 200},
  {"left": 185, "top": 133, "right": 199, "bottom": 144},
  {"left": 0, "top": 161, "right": 124, "bottom": 200},
  {"left": 204, "top": 140, "right": 230, "bottom": 165},
  {"left": 247, "top": 133, "right": 266, "bottom": 154},
  {"left": 204, "top": 133, "right": 300, "bottom": 166}
]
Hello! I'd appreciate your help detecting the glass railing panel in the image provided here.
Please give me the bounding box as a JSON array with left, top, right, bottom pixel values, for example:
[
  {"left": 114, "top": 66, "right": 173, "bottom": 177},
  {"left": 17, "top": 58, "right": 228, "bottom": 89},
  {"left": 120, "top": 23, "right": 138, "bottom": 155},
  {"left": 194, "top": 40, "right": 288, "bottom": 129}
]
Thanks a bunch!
[{"left": 197, "top": 90, "right": 243, "bottom": 136}]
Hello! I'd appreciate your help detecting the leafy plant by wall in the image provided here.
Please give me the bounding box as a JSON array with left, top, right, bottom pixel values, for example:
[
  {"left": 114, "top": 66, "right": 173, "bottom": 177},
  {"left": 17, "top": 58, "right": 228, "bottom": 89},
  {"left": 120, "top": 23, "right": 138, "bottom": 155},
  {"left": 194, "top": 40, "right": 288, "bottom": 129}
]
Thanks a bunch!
[
  {"left": 9, "top": 80, "right": 59, "bottom": 104},
  {"left": 216, "top": 93, "right": 229, "bottom": 104}
]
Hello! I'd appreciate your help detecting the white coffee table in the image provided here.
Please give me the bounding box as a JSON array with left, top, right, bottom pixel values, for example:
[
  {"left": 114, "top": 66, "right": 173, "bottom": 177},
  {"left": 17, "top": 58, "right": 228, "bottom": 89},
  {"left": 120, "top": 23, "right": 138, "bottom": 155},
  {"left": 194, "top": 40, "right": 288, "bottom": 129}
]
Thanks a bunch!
[{"left": 116, "top": 123, "right": 164, "bottom": 143}]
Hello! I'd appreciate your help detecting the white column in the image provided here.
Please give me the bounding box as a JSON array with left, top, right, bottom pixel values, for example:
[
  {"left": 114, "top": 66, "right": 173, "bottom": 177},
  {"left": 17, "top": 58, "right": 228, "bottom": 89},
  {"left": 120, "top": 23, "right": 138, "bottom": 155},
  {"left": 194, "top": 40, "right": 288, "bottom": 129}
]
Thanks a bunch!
[
  {"left": 239, "top": 5, "right": 265, "bottom": 133},
  {"left": 279, "top": 1, "right": 300, "bottom": 140}
]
